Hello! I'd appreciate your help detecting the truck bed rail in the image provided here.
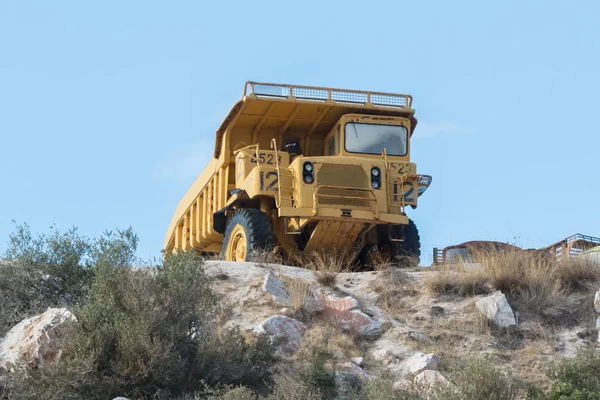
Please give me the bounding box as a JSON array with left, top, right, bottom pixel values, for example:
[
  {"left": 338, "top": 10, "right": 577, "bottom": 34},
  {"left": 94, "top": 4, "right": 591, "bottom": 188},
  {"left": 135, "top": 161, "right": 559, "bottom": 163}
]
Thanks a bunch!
[{"left": 244, "top": 81, "right": 412, "bottom": 109}]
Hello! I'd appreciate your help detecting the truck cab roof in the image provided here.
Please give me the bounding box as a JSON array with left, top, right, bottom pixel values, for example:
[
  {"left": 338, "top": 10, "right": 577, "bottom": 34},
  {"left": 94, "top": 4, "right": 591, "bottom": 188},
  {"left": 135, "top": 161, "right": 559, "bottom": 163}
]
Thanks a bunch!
[{"left": 214, "top": 81, "right": 417, "bottom": 159}]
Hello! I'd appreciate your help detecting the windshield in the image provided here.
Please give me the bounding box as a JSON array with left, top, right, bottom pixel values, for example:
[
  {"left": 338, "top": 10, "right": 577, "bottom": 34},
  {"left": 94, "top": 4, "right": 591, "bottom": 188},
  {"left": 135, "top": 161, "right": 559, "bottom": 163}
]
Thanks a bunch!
[{"left": 344, "top": 122, "right": 408, "bottom": 156}]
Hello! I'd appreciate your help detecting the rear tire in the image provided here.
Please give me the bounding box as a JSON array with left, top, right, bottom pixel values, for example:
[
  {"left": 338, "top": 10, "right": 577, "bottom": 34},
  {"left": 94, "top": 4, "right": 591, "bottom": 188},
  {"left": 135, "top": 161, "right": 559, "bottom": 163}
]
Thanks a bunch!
[{"left": 222, "top": 209, "right": 273, "bottom": 261}]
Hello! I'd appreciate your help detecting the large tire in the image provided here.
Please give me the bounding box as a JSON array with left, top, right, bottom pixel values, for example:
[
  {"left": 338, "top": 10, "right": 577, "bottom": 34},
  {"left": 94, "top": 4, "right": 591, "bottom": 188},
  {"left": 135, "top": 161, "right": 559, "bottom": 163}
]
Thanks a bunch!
[
  {"left": 221, "top": 209, "right": 273, "bottom": 261},
  {"left": 399, "top": 219, "right": 421, "bottom": 259},
  {"left": 388, "top": 219, "right": 421, "bottom": 267}
]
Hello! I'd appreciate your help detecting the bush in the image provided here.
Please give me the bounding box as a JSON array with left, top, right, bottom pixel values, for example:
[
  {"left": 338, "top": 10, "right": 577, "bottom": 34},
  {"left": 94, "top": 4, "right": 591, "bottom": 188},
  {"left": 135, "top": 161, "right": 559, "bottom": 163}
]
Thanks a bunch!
[
  {"left": 425, "top": 267, "right": 490, "bottom": 297},
  {"left": 351, "top": 376, "right": 421, "bottom": 399},
  {"left": 6, "top": 249, "right": 275, "bottom": 399},
  {"left": 553, "top": 257, "right": 600, "bottom": 292},
  {"left": 266, "top": 374, "right": 322, "bottom": 400},
  {"left": 0, "top": 224, "right": 138, "bottom": 335},
  {"left": 534, "top": 346, "right": 600, "bottom": 400},
  {"left": 429, "top": 356, "right": 522, "bottom": 400},
  {"left": 477, "top": 250, "right": 596, "bottom": 325}
]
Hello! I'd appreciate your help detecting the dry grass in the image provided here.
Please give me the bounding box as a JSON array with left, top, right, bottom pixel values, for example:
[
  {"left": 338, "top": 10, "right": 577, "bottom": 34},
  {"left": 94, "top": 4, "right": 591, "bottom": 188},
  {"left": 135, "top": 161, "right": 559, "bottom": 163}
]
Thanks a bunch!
[
  {"left": 428, "top": 250, "right": 600, "bottom": 326},
  {"left": 369, "top": 251, "right": 395, "bottom": 272},
  {"left": 478, "top": 250, "right": 552, "bottom": 295},
  {"left": 279, "top": 275, "right": 316, "bottom": 318},
  {"left": 303, "top": 249, "right": 351, "bottom": 287},
  {"left": 298, "top": 325, "right": 361, "bottom": 361},
  {"left": 477, "top": 250, "right": 599, "bottom": 325},
  {"left": 554, "top": 256, "right": 600, "bottom": 292},
  {"left": 248, "top": 248, "right": 285, "bottom": 265},
  {"left": 425, "top": 266, "right": 491, "bottom": 297},
  {"left": 375, "top": 268, "right": 419, "bottom": 319}
]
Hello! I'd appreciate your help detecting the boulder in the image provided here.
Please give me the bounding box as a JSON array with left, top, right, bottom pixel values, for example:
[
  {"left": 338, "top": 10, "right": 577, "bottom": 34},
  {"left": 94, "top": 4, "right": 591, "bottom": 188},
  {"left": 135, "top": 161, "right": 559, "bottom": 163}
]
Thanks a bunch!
[
  {"left": 0, "top": 308, "right": 76, "bottom": 369},
  {"left": 334, "top": 370, "right": 362, "bottom": 400},
  {"left": 414, "top": 369, "right": 449, "bottom": 386},
  {"left": 475, "top": 291, "right": 516, "bottom": 328},
  {"left": 253, "top": 315, "right": 307, "bottom": 357},
  {"left": 351, "top": 356, "right": 364, "bottom": 367},
  {"left": 320, "top": 294, "right": 384, "bottom": 340},
  {"left": 413, "top": 370, "right": 451, "bottom": 396},
  {"left": 594, "top": 290, "right": 600, "bottom": 314},
  {"left": 339, "top": 362, "right": 370, "bottom": 380},
  {"left": 262, "top": 272, "right": 323, "bottom": 313},
  {"left": 402, "top": 353, "right": 440, "bottom": 375},
  {"left": 371, "top": 348, "right": 394, "bottom": 361}
]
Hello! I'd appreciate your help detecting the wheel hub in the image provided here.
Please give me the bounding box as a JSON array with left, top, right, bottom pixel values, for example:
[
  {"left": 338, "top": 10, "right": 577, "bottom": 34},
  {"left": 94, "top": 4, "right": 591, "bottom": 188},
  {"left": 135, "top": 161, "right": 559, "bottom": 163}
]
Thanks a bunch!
[{"left": 227, "top": 224, "right": 247, "bottom": 261}]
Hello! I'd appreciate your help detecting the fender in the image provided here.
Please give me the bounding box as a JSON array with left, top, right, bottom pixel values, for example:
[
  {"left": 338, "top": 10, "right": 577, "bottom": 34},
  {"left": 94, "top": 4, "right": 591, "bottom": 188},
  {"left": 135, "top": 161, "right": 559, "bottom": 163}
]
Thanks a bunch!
[{"left": 212, "top": 189, "right": 249, "bottom": 234}]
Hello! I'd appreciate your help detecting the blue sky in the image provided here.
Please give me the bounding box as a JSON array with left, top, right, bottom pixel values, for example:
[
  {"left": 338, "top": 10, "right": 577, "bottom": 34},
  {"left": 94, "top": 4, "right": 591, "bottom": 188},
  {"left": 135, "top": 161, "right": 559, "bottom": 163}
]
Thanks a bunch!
[{"left": 1, "top": 1, "right": 599, "bottom": 264}]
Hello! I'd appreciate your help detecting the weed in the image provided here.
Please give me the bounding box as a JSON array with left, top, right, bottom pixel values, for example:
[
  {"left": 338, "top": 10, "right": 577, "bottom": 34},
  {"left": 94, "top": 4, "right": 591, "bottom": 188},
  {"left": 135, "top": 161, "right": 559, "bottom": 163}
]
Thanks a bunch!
[{"left": 304, "top": 249, "right": 350, "bottom": 287}]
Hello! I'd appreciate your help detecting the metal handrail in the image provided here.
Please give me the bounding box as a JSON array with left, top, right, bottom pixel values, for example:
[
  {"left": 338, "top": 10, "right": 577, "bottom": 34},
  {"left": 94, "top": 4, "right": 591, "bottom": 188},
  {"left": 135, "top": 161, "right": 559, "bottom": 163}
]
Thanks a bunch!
[
  {"left": 244, "top": 81, "right": 412, "bottom": 109},
  {"left": 271, "top": 139, "right": 291, "bottom": 208},
  {"left": 233, "top": 144, "right": 261, "bottom": 164}
]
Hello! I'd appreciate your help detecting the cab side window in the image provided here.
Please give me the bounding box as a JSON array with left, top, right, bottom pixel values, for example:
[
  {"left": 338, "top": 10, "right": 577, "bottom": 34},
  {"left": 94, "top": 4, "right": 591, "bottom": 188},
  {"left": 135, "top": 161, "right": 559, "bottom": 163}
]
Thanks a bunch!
[{"left": 327, "top": 136, "right": 336, "bottom": 155}]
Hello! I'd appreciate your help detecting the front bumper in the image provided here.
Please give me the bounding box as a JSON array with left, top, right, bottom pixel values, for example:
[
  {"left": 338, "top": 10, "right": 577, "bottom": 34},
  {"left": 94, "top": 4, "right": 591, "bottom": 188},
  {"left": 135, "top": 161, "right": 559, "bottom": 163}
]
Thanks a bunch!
[{"left": 278, "top": 206, "right": 408, "bottom": 225}]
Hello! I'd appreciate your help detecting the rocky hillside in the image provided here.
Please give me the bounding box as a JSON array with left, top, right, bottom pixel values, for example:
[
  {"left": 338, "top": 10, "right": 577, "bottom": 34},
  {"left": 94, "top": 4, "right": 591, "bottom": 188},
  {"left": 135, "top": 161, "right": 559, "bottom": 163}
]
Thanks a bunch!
[{"left": 2, "top": 251, "right": 600, "bottom": 399}]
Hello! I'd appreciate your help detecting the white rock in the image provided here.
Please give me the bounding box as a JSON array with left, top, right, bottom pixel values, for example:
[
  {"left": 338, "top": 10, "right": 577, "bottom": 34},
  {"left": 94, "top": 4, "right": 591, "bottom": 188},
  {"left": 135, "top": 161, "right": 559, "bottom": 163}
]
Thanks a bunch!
[
  {"left": 253, "top": 315, "right": 307, "bottom": 357},
  {"left": 414, "top": 369, "right": 449, "bottom": 386},
  {"left": 403, "top": 353, "right": 440, "bottom": 375},
  {"left": 475, "top": 291, "right": 516, "bottom": 328},
  {"left": 372, "top": 348, "right": 394, "bottom": 361},
  {"left": 595, "top": 290, "right": 600, "bottom": 314},
  {"left": 0, "top": 308, "right": 76, "bottom": 368},
  {"left": 351, "top": 356, "right": 364, "bottom": 366}
]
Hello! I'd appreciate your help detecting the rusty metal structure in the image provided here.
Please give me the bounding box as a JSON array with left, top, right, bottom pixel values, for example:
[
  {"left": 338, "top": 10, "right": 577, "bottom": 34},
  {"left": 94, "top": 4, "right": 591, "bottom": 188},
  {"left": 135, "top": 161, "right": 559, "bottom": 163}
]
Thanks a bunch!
[{"left": 433, "top": 233, "right": 600, "bottom": 265}]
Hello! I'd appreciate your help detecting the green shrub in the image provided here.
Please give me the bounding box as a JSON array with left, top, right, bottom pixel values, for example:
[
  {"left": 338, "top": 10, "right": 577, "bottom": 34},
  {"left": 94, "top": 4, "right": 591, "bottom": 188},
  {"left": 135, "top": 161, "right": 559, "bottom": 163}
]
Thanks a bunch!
[
  {"left": 266, "top": 374, "right": 322, "bottom": 400},
  {"left": 0, "top": 224, "right": 137, "bottom": 335},
  {"left": 351, "top": 376, "right": 421, "bottom": 399},
  {"left": 302, "top": 348, "right": 337, "bottom": 398},
  {"left": 535, "top": 346, "right": 600, "bottom": 400},
  {"left": 6, "top": 249, "right": 274, "bottom": 399},
  {"left": 429, "top": 356, "right": 521, "bottom": 400}
]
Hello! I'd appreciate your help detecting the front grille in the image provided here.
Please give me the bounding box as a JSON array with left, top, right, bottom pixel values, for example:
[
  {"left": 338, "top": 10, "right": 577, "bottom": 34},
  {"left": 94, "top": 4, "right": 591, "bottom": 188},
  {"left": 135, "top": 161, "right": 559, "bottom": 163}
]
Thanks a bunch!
[
  {"left": 316, "top": 164, "right": 368, "bottom": 188},
  {"left": 316, "top": 164, "right": 370, "bottom": 208}
]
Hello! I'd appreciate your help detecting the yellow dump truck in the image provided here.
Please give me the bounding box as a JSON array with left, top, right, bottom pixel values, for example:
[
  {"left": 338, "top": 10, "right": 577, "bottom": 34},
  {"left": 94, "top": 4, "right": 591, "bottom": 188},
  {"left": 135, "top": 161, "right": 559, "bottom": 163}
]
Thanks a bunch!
[{"left": 164, "top": 82, "right": 432, "bottom": 265}]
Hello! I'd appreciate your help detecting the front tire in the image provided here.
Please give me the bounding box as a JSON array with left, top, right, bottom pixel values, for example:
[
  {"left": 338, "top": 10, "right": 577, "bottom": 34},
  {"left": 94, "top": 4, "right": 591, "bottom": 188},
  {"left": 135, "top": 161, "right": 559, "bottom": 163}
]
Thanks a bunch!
[
  {"left": 388, "top": 219, "right": 421, "bottom": 267},
  {"left": 398, "top": 219, "right": 421, "bottom": 259},
  {"left": 222, "top": 208, "right": 273, "bottom": 261}
]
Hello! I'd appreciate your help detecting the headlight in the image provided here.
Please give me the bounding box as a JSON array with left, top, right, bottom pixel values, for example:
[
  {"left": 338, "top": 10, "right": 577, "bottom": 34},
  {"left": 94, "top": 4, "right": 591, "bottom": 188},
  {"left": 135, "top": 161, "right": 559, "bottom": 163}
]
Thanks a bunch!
[
  {"left": 303, "top": 162, "right": 314, "bottom": 184},
  {"left": 371, "top": 167, "right": 381, "bottom": 190}
]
